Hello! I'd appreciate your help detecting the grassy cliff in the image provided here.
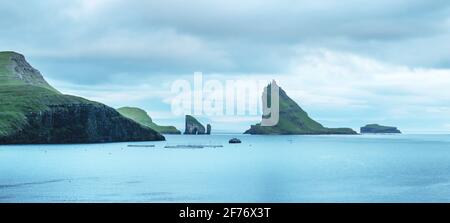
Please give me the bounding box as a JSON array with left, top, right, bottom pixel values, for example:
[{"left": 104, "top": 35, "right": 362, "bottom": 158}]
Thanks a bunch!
[
  {"left": 0, "top": 51, "right": 165, "bottom": 143},
  {"left": 117, "top": 107, "right": 181, "bottom": 134},
  {"left": 0, "top": 84, "right": 94, "bottom": 138}
]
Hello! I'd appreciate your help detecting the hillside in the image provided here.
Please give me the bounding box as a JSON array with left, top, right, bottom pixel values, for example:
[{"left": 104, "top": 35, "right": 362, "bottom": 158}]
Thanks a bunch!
[
  {"left": 117, "top": 107, "right": 181, "bottom": 134},
  {"left": 0, "top": 51, "right": 58, "bottom": 92},
  {"left": 0, "top": 51, "right": 164, "bottom": 144}
]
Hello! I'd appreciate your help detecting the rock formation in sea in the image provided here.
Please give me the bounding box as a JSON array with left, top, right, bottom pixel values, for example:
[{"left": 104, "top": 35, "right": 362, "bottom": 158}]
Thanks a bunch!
[
  {"left": 360, "top": 124, "right": 401, "bottom": 134},
  {"left": 244, "top": 81, "right": 357, "bottom": 135},
  {"left": 0, "top": 51, "right": 165, "bottom": 144},
  {"left": 184, "top": 115, "right": 207, "bottom": 135},
  {"left": 117, "top": 107, "right": 181, "bottom": 134},
  {"left": 206, "top": 124, "right": 211, "bottom": 135}
]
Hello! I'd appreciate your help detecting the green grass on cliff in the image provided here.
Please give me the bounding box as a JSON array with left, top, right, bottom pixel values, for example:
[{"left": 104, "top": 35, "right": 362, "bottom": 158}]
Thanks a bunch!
[
  {"left": 117, "top": 107, "right": 181, "bottom": 134},
  {"left": 0, "top": 51, "right": 58, "bottom": 92},
  {"left": 0, "top": 85, "right": 98, "bottom": 137},
  {"left": 245, "top": 83, "right": 356, "bottom": 135},
  {"left": 0, "top": 51, "right": 95, "bottom": 137},
  {"left": 0, "top": 52, "right": 23, "bottom": 86},
  {"left": 0, "top": 51, "right": 165, "bottom": 142}
]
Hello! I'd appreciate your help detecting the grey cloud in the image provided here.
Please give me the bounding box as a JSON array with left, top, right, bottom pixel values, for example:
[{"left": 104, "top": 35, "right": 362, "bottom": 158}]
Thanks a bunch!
[
  {"left": 122, "top": 0, "right": 450, "bottom": 41},
  {"left": 1, "top": 0, "right": 450, "bottom": 85}
]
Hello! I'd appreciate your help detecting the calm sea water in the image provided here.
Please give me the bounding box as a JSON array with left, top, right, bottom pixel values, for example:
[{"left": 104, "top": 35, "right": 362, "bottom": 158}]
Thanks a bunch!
[{"left": 1, "top": 134, "right": 450, "bottom": 202}]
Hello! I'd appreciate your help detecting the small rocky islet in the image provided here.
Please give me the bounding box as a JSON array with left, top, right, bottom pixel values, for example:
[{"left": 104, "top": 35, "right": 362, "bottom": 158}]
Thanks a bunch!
[{"left": 360, "top": 124, "right": 401, "bottom": 134}]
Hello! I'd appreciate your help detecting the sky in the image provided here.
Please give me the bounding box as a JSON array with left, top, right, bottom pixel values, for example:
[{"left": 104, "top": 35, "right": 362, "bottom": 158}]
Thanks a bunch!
[{"left": 2, "top": 0, "right": 450, "bottom": 133}]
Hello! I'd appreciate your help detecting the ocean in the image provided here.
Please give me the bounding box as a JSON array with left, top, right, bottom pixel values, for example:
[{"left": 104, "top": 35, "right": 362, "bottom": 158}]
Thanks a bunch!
[{"left": 1, "top": 134, "right": 450, "bottom": 202}]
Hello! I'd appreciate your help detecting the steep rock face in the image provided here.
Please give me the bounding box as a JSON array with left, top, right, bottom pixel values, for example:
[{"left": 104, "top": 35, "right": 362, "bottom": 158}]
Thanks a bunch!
[
  {"left": 0, "top": 51, "right": 165, "bottom": 144},
  {"left": 244, "top": 81, "right": 357, "bottom": 135},
  {"left": 360, "top": 124, "right": 401, "bottom": 134},
  {"left": 206, "top": 124, "right": 211, "bottom": 135},
  {"left": 184, "top": 115, "right": 206, "bottom": 135},
  {"left": 0, "top": 104, "right": 164, "bottom": 144},
  {"left": 117, "top": 107, "right": 181, "bottom": 134}
]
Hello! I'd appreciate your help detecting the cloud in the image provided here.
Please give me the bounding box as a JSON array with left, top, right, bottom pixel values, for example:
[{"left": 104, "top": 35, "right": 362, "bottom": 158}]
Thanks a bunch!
[
  {"left": 444, "top": 124, "right": 450, "bottom": 130},
  {"left": 209, "top": 116, "right": 261, "bottom": 123},
  {"left": 283, "top": 48, "right": 450, "bottom": 107},
  {"left": 62, "top": 0, "right": 118, "bottom": 20},
  {"left": 2, "top": 0, "right": 450, "bottom": 74},
  {"left": 2, "top": 1, "right": 450, "bottom": 132},
  {"left": 52, "top": 79, "right": 171, "bottom": 105},
  {"left": 274, "top": 48, "right": 450, "bottom": 131}
]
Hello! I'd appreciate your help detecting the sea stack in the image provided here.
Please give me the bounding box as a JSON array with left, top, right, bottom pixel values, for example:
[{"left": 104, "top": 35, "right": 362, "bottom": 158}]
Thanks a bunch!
[
  {"left": 0, "top": 51, "right": 165, "bottom": 144},
  {"left": 206, "top": 124, "right": 211, "bottom": 135},
  {"left": 244, "top": 81, "right": 357, "bottom": 135},
  {"left": 360, "top": 124, "right": 401, "bottom": 134},
  {"left": 184, "top": 115, "right": 206, "bottom": 135}
]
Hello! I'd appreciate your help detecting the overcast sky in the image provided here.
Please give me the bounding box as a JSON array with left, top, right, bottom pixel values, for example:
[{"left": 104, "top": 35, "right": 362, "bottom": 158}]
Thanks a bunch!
[{"left": 2, "top": 0, "right": 450, "bottom": 133}]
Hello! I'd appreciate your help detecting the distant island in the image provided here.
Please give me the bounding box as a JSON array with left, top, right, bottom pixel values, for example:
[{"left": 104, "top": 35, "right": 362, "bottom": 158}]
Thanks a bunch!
[
  {"left": 0, "top": 51, "right": 164, "bottom": 144},
  {"left": 117, "top": 107, "right": 181, "bottom": 134},
  {"left": 244, "top": 81, "right": 357, "bottom": 135},
  {"left": 360, "top": 124, "right": 401, "bottom": 134},
  {"left": 184, "top": 115, "right": 211, "bottom": 135}
]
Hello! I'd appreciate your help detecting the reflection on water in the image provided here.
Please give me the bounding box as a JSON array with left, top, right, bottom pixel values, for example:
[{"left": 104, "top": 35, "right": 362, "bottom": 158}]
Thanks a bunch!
[
  {"left": 0, "top": 179, "right": 70, "bottom": 189},
  {"left": 1, "top": 134, "right": 450, "bottom": 202}
]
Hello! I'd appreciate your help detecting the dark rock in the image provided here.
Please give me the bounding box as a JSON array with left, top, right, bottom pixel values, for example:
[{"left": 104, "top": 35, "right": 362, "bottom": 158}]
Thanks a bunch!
[
  {"left": 229, "top": 138, "right": 241, "bottom": 144},
  {"left": 206, "top": 124, "right": 211, "bottom": 135},
  {"left": 0, "top": 103, "right": 165, "bottom": 144},
  {"left": 184, "top": 115, "right": 206, "bottom": 135},
  {"left": 360, "top": 124, "right": 401, "bottom": 134}
]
